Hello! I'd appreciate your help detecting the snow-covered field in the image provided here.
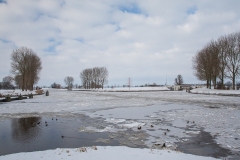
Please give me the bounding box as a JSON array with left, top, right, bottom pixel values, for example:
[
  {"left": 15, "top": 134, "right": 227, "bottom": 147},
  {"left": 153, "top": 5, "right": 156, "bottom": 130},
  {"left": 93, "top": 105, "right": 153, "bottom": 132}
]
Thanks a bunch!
[
  {"left": 73, "top": 86, "right": 170, "bottom": 92},
  {"left": 0, "top": 88, "right": 240, "bottom": 159}
]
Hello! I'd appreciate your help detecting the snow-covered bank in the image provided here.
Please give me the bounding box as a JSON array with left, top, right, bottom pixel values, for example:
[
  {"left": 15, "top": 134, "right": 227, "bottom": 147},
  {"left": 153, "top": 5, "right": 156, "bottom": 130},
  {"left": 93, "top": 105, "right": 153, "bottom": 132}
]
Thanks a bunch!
[
  {"left": 0, "top": 146, "right": 219, "bottom": 160},
  {"left": 190, "top": 87, "right": 240, "bottom": 96},
  {"left": 0, "top": 89, "right": 41, "bottom": 97}
]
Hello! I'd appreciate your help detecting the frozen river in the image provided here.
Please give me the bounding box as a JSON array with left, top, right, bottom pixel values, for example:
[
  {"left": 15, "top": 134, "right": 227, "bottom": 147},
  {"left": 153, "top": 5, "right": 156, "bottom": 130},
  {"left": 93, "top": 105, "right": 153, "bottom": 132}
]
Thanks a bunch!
[{"left": 0, "top": 89, "right": 240, "bottom": 159}]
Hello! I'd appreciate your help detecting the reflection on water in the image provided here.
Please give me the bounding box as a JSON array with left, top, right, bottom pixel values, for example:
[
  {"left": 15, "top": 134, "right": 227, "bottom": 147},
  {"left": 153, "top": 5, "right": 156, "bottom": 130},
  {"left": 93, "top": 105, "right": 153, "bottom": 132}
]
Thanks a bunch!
[
  {"left": 0, "top": 116, "right": 119, "bottom": 156},
  {"left": 11, "top": 117, "right": 41, "bottom": 143}
]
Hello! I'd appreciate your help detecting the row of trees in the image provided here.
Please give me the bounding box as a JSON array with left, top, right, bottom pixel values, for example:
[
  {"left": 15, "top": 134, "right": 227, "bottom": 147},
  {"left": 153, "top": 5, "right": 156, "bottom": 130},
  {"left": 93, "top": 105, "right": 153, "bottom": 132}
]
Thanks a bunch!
[
  {"left": 11, "top": 47, "right": 42, "bottom": 91},
  {"left": 192, "top": 31, "right": 240, "bottom": 89},
  {"left": 80, "top": 67, "right": 108, "bottom": 89},
  {"left": 50, "top": 67, "right": 108, "bottom": 90}
]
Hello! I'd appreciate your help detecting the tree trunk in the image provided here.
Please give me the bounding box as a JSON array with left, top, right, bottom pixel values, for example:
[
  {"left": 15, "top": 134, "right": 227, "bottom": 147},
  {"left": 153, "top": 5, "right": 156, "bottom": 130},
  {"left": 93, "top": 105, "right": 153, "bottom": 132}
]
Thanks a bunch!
[
  {"left": 221, "top": 70, "right": 224, "bottom": 89},
  {"left": 101, "top": 81, "right": 104, "bottom": 89},
  {"left": 213, "top": 76, "right": 217, "bottom": 89},
  {"left": 232, "top": 74, "right": 235, "bottom": 90},
  {"left": 22, "top": 73, "right": 25, "bottom": 91},
  {"left": 209, "top": 77, "right": 212, "bottom": 89}
]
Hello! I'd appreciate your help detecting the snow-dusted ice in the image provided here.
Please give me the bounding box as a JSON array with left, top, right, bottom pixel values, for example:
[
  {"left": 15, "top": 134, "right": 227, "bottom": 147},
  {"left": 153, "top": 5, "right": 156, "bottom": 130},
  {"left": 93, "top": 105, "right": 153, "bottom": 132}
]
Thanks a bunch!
[{"left": 0, "top": 87, "right": 240, "bottom": 159}]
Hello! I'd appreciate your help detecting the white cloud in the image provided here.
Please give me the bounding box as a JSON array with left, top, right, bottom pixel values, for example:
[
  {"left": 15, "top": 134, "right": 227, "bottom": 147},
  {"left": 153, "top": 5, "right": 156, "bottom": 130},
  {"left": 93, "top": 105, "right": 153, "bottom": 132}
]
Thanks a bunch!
[{"left": 0, "top": 0, "right": 240, "bottom": 86}]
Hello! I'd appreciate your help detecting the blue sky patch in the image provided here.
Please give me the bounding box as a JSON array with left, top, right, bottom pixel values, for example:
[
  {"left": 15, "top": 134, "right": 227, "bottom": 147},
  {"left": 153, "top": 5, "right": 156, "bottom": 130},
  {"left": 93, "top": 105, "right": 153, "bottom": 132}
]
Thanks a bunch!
[
  {"left": 187, "top": 6, "right": 197, "bottom": 15},
  {"left": 115, "top": 25, "right": 121, "bottom": 32},
  {"left": 43, "top": 39, "right": 61, "bottom": 54},
  {"left": 0, "top": 0, "right": 6, "bottom": 3},
  {"left": 48, "top": 38, "right": 56, "bottom": 42},
  {"left": 74, "top": 38, "right": 84, "bottom": 43},
  {"left": 44, "top": 46, "right": 56, "bottom": 53},
  {"left": 119, "top": 3, "right": 141, "bottom": 14},
  {"left": 0, "top": 39, "right": 11, "bottom": 43}
]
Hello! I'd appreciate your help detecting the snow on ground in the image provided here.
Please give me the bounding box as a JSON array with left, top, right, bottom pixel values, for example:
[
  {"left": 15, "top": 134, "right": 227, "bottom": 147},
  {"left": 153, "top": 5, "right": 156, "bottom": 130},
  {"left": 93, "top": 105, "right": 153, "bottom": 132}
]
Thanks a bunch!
[
  {"left": 191, "top": 87, "right": 240, "bottom": 95},
  {"left": 0, "top": 89, "right": 37, "bottom": 96},
  {"left": 0, "top": 88, "right": 240, "bottom": 159},
  {"left": 0, "top": 146, "right": 219, "bottom": 160}
]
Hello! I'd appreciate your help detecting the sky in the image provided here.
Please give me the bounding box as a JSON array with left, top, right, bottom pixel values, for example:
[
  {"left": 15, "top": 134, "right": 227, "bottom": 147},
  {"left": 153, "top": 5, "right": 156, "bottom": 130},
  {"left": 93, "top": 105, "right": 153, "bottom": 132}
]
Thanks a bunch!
[{"left": 0, "top": 0, "right": 240, "bottom": 87}]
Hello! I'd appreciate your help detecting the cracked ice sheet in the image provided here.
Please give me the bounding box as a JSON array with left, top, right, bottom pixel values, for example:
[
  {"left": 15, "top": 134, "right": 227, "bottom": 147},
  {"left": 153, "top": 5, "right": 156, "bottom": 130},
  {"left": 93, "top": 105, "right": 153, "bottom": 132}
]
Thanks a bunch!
[
  {"left": 86, "top": 102, "right": 196, "bottom": 120},
  {"left": 1, "top": 89, "right": 240, "bottom": 117},
  {"left": 86, "top": 103, "right": 200, "bottom": 147},
  {"left": 85, "top": 102, "right": 240, "bottom": 152}
]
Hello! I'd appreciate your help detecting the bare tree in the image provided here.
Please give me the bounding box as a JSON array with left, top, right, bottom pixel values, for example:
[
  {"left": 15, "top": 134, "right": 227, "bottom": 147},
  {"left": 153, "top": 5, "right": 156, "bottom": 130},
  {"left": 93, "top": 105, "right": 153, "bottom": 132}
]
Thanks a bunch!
[
  {"left": 192, "top": 49, "right": 207, "bottom": 84},
  {"left": 80, "top": 68, "right": 93, "bottom": 89},
  {"left": 2, "top": 76, "right": 14, "bottom": 89},
  {"left": 208, "top": 40, "right": 220, "bottom": 88},
  {"left": 80, "top": 69, "right": 87, "bottom": 89},
  {"left": 192, "top": 47, "right": 211, "bottom": 88},
  {"left": 88, "top": 68, "right": 94, "bottom": 89},
  {"left": 92, "top": 67, "right": 100, "bottom": 89},
  {"left": 64, "top": 76, "right": 74, "bottom": 90},
  {"left": 225, "top": 32, "right": 240, "bottom": 90},
  {"left": 217, "top": 36, "right": 228, "bottom": 89},
  {"left": 192, "top": 41, "right": 220, "bottom": 89},
  {"left": 99, "top": 67, "right": 108, "bottom": 89},
  {"left": 26, "top": 53, "right": 41, "bottom": 90},
  {"left": 11, "top": 47, "right": 42, "bottom": 91},
  {"left": 174, "top": 75, "right": 184, "bottom": 85},
  {"left": 14, "top": 75, "right": 23, "bottom": 89}
]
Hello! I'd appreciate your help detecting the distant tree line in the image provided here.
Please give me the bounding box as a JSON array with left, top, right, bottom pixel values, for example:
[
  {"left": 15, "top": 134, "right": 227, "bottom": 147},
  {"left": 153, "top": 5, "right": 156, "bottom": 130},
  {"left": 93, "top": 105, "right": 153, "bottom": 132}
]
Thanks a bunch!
[
  {"left": 80, "top": 67, "right": 108, "bottom": 89},
  {"left": 192, "top": 31, "right": 240, "bottom": 89},
  {"left": 51, "top": 82, "right": 62, "bottom": 89},
  {"left": 50, "top": 67, "right": 108, "bottom": 90},
  {"left": 11, "top": 47, "right": 42, "bottom": 91}
]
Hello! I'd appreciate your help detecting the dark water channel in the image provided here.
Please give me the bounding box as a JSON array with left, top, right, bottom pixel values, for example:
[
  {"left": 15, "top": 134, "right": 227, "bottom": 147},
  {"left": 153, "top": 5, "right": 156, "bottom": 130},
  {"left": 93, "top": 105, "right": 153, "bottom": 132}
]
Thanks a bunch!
[
  {"left": 0, "top": 116, "right": 119, "bottom": 156},
  {"left": 177, "top": 130, "right": 233, "bottom": 158}
]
